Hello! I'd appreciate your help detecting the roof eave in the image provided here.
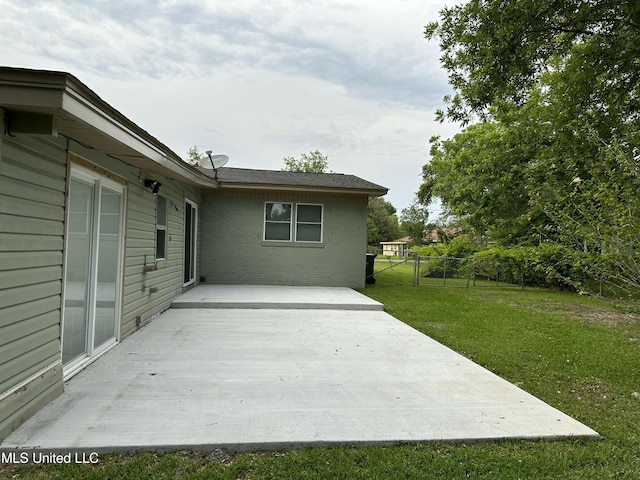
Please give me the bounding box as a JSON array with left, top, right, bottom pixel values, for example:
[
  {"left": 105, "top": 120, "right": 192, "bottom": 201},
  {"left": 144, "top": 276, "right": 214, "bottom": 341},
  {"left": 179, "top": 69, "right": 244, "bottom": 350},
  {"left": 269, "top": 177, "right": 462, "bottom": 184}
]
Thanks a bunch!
[
  {"left": 0, "top": 68, "right": 217, "bottom": 188},
  {"left": 218, "top": 182, "right": 388, "bottom": 197},
  {"left": 61, "top": 86, "right": 216, "bottom": 187}
]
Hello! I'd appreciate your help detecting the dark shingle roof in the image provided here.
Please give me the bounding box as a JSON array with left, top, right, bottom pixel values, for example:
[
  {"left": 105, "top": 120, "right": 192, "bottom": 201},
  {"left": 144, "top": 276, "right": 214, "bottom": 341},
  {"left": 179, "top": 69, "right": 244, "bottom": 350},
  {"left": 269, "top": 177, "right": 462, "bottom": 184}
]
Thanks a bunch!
[{"left": 198, "top": 167, "right": 388, "bottom": 195}]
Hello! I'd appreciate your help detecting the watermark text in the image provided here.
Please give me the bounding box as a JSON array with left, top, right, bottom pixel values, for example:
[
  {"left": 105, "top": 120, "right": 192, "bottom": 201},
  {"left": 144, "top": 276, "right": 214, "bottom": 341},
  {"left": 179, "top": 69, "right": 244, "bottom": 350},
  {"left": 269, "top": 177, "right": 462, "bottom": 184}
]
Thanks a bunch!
[{"left": 1, "top": 451, "right": 99, "bottom": 465}]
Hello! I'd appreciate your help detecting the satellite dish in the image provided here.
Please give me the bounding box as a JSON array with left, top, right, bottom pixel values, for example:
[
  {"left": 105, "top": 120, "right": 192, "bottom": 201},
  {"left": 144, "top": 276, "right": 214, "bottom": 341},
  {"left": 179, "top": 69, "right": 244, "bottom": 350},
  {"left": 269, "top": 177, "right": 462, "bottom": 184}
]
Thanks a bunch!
[
  {"left": 199, "top": 151, "right": 229, "bottom": 170},
  {"left": 209, "top": 154, "right": 229, "bottom": 169},
  {"left": 200, "top": 150, "right": 229, "bottom": 179}
]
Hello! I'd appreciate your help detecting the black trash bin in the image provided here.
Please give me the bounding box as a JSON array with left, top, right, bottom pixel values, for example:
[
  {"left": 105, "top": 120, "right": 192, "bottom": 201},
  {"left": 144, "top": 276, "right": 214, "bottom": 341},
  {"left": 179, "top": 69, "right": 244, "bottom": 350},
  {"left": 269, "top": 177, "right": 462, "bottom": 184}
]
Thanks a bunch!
[{"left": 365, "top": 253, "right": 377, "bottom": 284}]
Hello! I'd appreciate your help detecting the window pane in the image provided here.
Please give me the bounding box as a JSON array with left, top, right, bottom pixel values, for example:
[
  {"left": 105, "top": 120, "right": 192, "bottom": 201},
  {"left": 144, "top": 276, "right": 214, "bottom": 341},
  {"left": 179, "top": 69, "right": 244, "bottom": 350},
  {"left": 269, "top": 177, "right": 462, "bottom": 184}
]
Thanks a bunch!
[
  {"left": 296, "top": 223, "right": 322, "bottom": 242},
  {"left": 297, "top": 204, "right": 322, "bottom": 223},
  {"left": 69, "top": 213, "right": 89, "bottom": 234},
  {"left": 156, "top": 229, "right": 166, "bottom": 258},
  {"left": 69, "top": 190, "right": 90, "bottom": 234},
  {"left": 265, "top": 222, "right": 291, "bottom": 241},
  {"left": 63, "top": 179, "right": 94, "bottom": 364},
  {"left": 99, "top": 190, "right": 121, "bottom": 235},
  {"left": 265, "top": 203, "right": 291, "bottom": 222},
  {"left": 95, "top": 186, "right": 123, "bottom": 349},
  {"left": 157, "top": 196, "right": 167, "bottom": 227}
]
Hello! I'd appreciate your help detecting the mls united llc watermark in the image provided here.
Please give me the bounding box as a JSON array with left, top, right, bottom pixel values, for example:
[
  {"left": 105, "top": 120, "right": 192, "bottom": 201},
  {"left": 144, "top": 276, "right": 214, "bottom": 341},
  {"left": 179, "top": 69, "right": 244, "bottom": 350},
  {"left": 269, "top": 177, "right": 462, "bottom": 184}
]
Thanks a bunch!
[{"left": 1, "top": 451, "right": 99, "bottom": 464}]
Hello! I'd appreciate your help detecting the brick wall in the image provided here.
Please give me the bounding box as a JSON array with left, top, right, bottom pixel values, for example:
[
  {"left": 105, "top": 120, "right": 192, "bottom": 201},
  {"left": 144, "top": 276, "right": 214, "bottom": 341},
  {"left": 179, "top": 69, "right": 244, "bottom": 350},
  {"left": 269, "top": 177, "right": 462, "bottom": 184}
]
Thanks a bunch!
[{"left": 200, "top": 193, "right": 368, "bottom": 288}]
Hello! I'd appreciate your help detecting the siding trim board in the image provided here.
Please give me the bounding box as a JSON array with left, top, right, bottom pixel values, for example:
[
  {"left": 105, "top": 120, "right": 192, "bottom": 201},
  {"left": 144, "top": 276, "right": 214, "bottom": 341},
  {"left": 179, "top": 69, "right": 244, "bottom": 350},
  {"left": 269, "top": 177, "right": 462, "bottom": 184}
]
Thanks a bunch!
[
  {"left": 0, "top": 361, "right": 61, "bottom": 404},
  {"left": 69, "top": 152, "right": 129, "bottom": 186},
  {"left": 0, "top": 362, "right": 63, "bottom": 442}
]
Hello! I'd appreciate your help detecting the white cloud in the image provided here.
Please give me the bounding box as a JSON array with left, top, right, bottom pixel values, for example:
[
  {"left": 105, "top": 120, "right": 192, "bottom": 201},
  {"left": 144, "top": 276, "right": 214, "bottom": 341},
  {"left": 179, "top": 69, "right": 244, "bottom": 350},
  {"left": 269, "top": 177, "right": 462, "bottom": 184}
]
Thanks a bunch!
[{"left": 0, "top": 0, "right": 462, "bottom": 216}]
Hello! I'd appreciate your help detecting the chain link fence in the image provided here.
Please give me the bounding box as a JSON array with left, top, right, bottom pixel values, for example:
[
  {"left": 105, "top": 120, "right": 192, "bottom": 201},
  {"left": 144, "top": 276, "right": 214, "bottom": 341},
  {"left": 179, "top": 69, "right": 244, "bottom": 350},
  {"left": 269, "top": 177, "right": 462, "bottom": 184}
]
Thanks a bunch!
[
  {"left": 413, "top": 256, "right": 469, "bottom": 287},
  {"left": 410, "top": 255, "right": 526, "bottom": 289},
  {"left": 367, "top": 249, "right": 528, "bottom": 289}
]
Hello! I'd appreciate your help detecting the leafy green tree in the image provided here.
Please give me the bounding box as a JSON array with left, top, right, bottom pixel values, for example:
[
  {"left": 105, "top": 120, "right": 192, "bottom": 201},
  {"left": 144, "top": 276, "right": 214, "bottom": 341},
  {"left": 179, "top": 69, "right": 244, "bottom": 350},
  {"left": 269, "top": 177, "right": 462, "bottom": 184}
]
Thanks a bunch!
[
  {"left": 420, "top": 81, "right": 640, "bottom": 245},
  {"left": 399, "top": 198, "right": 429, "bottom": 246},
  {"left": 423, "top": 0, "right": 640, "bottom": 293},
  {"left": 420, "top": 102, "right": 548, "bottom": 245},
  {"left": 367, "top": 218, "right": 381, "bottom": 247},
  {"left": 283, "top": 150, "right": 331, "bottom": 173},
  {"left": 367, "top": 197, "right": 400, "bottom": 246},
  {"left": 540, "top": 137, "right": 640, "bottom": 294},
  {"left": 187, "top": 146, "right": 202, "bottom": 166},
  {"left": 425, "top": 0, "right": 640, "bottom": 127}
]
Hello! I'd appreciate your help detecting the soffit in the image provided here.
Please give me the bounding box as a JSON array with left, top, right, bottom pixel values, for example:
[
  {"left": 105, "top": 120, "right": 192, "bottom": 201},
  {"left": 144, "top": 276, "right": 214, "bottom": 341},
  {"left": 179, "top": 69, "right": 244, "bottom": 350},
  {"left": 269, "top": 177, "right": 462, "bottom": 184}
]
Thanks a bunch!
[{"left": 0, "top": 68, "right": 216, "bottom": 188}]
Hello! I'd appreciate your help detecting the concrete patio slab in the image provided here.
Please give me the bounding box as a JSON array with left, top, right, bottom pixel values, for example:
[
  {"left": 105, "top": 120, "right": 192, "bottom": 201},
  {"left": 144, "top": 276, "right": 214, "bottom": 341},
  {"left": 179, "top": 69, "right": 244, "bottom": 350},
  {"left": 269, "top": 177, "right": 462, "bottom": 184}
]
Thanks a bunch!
[
  {"left": 172, "top": 285, "right": 384, "bottom": 310},
  {"left": 0, "top": 301, "right": 599, "bottom": 454}
]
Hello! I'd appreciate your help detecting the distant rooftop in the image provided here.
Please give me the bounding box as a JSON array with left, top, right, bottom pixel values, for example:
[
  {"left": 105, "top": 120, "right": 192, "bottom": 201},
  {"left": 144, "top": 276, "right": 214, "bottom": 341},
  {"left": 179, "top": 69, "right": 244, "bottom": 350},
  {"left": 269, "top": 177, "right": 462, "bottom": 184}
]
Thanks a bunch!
[{"left": 198, "top": 167, "right": 388, "bottom": 196}]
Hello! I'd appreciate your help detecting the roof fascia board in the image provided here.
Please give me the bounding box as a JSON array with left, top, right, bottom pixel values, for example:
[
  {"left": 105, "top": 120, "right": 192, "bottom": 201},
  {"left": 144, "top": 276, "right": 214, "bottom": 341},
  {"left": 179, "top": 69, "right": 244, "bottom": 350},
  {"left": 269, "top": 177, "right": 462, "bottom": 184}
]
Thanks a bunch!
[
  {"left": 60, "top": 86, "right": 216, "bottom": 188},
  {"left": 0, "top": 82, "right": 64, "bottom": 110},
  {"left": 0, "top": 69, "right": 216, "bottom": 188},
  {"left": 219, "top": 182, "right": 387, "bottom": 197},
  {"left": 63, "top": 89, "right": 168, "bottom": 161}
]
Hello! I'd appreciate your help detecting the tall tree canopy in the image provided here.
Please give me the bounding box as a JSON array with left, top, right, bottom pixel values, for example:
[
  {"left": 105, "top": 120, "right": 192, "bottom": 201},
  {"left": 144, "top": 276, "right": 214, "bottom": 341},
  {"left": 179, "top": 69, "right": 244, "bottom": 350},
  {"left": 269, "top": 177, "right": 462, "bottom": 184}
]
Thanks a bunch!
[
  {"left": 283, "top": 150, "right": 331, "bottom": 173},
  {"left": 367, "top": 197, "right": 400, "bottom": 246},
  {"left": 422, "top": 0, "right": 640, "bottom": 291},
  {"left": 419, "top": 88, "right": 638, "bottom": 245},
  {"left": 425, "top": 0, "right": 640, "bottom": 127},
  {"left": 422, "top": 0, "right": 640, "bottom": 240},
  {"left": 399, "top": 198, "right": 429, "bottom": 246}
]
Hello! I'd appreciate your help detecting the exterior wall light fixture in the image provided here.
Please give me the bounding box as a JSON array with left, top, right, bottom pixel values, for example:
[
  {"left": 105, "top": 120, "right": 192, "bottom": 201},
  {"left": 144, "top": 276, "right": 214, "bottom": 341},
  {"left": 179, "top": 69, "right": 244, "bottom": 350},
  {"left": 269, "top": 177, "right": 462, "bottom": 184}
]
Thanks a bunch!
[{"left": 144, "top": 178, "right": 162, "bottom": 194}]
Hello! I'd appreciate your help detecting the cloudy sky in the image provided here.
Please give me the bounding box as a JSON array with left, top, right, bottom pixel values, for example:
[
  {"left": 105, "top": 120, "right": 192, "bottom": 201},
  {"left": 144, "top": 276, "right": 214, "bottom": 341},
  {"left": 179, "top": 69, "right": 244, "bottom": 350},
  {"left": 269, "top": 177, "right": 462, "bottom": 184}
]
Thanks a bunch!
[{"left": 0, "top": 0, "right": 461, "bottom": 216}]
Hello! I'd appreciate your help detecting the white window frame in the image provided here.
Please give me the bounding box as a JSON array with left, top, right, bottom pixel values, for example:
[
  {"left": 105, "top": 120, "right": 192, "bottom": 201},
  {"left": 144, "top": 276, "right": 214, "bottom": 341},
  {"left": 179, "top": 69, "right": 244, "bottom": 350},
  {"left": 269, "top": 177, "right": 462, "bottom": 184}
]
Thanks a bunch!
[
  {"left": 263, "top": 202, "right": 324, "bottom": 243},
  {"left": 156, "top": 195, "right": 167, "bottom": 260},
  {"left": 295, "top": 203, "right": 323, "bottom": 243},
  {"left": 263, "top": 202, "right": 293, "bottom": 242}
]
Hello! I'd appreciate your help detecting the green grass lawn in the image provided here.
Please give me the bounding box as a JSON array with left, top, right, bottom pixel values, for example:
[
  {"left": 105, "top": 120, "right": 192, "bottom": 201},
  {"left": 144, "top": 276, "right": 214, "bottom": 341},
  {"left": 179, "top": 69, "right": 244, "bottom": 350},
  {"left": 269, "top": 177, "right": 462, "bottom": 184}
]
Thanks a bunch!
[{"left": 3, "top": 265, "right": 639, "bottom": 479}]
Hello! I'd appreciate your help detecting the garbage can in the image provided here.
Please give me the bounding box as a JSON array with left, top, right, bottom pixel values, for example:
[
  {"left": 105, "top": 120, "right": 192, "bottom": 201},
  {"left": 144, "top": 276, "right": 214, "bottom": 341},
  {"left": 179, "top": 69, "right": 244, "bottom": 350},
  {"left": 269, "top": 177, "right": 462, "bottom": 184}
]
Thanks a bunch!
[{"left": 365, "top": 253, "right": 377, "bottom": 284}]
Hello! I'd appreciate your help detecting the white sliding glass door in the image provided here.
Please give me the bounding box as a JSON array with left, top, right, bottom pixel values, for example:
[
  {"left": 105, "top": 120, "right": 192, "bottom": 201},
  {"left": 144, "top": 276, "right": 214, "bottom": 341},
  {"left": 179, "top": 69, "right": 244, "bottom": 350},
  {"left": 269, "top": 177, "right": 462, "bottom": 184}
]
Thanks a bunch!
[{"left": 62, "top": 166, "right": 124, "bottom": 373}]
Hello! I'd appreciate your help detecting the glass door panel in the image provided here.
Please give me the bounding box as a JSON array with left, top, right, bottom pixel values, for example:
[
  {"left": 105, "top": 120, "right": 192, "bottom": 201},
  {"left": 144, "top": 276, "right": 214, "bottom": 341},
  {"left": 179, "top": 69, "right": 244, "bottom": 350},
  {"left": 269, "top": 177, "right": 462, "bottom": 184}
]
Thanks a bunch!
[
  {"left": 62, "top": 166, "right": 124, "bottom": 370},
  {"left": 62, "top": 179, "right": 94, "bottom": 364},
  {"left": 94, "top": 187, "right": 122, "bottom": 349}
]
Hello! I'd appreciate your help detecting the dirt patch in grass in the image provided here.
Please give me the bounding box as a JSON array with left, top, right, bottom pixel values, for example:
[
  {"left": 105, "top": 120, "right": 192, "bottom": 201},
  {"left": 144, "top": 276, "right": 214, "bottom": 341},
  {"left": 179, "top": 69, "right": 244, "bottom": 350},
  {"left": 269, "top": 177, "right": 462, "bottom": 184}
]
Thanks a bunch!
[
  {"left": 495, "top": 295, "right": 639, "bottom": 326},
  {"left": 553, "top": 304, "right": 638, "bottom": 326},
  {"left": 570, "top": 379, "right": 611, "bottom": 402}
]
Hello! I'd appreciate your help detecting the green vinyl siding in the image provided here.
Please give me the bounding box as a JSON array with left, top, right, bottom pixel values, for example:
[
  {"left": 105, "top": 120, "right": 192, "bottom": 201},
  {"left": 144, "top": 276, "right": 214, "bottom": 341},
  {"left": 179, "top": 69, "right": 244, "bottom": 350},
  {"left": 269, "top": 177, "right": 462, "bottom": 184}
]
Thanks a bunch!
[
  {"left": 0, "top": 134, "right": 67, "bottom": 441},
  {"left": 0, "top": 135, "right": 204, "bottom": 441},
  {"left": 120, "top": 173, "right": 203, "bottom": 338},
  {"left": 66, "top": 141, "right": 203, "bottom": 340}
]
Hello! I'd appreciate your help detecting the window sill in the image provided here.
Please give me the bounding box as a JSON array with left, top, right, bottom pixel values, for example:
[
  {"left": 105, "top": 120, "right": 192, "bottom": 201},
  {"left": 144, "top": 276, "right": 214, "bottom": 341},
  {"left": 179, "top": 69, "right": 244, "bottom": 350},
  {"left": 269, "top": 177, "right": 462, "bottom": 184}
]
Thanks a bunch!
[{"left": 262, "top": 241, "right": 324, "bottom": 248}]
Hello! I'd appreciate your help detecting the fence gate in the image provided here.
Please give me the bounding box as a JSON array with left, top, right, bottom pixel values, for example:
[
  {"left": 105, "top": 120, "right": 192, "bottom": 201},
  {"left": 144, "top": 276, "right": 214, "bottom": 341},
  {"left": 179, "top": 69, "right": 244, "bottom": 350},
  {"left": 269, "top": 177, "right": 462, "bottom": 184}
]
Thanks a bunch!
[{"left": 413, "top": 256, "right": 470, "bottom": 287}]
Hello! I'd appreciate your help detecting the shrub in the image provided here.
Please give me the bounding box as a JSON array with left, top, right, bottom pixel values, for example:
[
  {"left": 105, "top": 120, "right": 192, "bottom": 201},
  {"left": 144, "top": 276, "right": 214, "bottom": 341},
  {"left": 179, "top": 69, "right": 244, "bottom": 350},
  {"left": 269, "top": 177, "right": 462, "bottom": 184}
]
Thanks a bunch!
[
  {"left": 472, "top": 247, "right": 528, "bottom": 285},
  {"left": 471, "top": 245, "right": 601, "bottom": 291},
  {"left": 411, "top": 234, "right": 481, "bottom": 258},
  {"left": 412, "top": 241, "right": 608, "bottom": 293}
]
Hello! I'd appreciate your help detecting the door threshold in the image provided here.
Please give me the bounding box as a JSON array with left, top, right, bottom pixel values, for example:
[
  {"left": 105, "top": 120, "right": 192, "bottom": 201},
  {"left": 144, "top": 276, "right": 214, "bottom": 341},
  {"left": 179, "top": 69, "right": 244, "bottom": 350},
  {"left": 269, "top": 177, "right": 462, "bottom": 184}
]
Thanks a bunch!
[{"left": 63, "top": 341, "right": 118, "bottom": 382}]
